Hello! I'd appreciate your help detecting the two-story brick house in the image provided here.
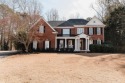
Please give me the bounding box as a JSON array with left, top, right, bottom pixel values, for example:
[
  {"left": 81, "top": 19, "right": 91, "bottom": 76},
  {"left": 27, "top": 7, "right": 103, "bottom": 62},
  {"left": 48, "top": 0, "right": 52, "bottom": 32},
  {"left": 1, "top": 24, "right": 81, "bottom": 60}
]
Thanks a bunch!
[{"left": 31, "top": 16, "right": 105, "bottom": 52}]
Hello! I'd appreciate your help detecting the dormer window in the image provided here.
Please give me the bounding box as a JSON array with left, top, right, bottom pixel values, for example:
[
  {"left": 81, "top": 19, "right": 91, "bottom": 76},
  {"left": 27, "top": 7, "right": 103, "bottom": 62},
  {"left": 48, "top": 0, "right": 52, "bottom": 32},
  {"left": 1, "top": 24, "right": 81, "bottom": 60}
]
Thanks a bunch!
[{"left": 39, "top": 26, "right": 44, "bottom": 33}]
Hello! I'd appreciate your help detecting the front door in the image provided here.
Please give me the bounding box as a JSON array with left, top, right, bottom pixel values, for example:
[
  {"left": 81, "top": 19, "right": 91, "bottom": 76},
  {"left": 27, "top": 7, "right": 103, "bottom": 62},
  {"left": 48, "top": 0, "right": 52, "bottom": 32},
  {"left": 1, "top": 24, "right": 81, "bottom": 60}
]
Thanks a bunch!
[{"left": 80, "top": 38, "right": 85, "bottom": 50}]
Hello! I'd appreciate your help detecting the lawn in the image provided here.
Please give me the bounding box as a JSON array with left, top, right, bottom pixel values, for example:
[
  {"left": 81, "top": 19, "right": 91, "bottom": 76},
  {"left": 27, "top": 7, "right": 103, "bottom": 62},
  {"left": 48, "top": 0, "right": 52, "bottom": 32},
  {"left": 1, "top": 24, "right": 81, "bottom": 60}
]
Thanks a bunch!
[{"left": 0, "top": 53, "right": 125, "bottom": 83}]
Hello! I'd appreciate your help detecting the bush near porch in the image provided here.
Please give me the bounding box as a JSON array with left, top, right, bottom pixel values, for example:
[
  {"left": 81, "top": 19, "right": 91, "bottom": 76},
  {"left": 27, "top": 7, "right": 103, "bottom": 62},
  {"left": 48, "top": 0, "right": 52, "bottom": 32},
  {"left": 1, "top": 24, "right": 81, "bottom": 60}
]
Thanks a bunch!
[{"left": 89, "top": 44, "right": 116, "bottom": 53}]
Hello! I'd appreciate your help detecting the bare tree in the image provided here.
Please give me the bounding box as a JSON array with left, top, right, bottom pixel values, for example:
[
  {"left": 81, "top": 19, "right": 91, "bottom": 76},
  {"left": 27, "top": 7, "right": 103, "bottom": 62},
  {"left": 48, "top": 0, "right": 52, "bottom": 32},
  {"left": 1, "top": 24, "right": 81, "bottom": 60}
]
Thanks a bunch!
[
  {"left": 0, "top": 0, "right": 42, "bottom": 52},
  {"left": 91, "top": 0, "right": 123, "bottom": 22},
  {"left": 46, "top": 8, "right": 59, "bottom": 21}
]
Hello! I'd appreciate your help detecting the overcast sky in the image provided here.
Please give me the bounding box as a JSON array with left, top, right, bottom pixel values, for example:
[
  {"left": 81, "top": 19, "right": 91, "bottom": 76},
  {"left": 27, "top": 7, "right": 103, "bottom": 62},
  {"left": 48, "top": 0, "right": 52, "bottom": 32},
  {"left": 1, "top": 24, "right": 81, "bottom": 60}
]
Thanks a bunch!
[{"left": 40, "top": 0, "right": 97, "bottom": 20}]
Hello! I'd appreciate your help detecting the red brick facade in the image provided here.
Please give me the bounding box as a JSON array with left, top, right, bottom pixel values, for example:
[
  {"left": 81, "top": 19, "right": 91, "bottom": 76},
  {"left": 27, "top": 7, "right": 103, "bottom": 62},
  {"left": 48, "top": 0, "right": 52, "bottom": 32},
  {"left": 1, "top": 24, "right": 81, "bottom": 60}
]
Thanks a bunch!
[{"left": 31, "top": 18, "right": 57, "bottom": 50}]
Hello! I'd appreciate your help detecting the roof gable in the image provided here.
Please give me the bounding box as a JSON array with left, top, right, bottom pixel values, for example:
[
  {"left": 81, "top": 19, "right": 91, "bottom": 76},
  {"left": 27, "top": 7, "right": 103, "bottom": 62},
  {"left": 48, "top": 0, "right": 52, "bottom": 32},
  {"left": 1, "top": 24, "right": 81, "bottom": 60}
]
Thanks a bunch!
[{"left": 86, "top": 16, "right": 105, "bottom": 26}]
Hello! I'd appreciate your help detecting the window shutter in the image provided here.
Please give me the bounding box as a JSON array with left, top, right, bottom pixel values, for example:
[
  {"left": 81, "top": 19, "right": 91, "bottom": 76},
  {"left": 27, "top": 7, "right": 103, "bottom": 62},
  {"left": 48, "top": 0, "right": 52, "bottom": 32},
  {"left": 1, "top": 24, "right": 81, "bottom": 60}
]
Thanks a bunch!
[
  {"left": 87, "top": 28, "right": 89, "bottom": 35},
  {"left": 93, "top": 28, "right": 95, "bottom": 34},
  {"left": 49, "top": 41, "right": 51, "bottom": 49},
  {"left": 95, "top": 28, "right": 97, "bottom": 35},
  {"left": 61, "top": 29, "right": 63, "bottom": 36},
  {"left": 101, "top": 40, "right": 103, "bottom": 44},
  {"left": 70, "top": 29, "right": 71, "bottom": 36},
  {"left": 43, "top": 41, "right": 45, "bottom": 50},
  {"left": 101, "top": 28, "right": 103, "bottom": 35},
  {"left": 44, "top": 26, "right": 45, "bottom": 33}
]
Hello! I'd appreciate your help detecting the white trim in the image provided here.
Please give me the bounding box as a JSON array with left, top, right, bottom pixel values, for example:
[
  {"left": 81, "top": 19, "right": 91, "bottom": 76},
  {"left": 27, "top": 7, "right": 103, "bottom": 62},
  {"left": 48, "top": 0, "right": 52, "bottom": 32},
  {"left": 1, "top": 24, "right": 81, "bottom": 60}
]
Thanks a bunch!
[
  {"left": 30, "top": 18, "right": 41, "bottom": 29},
  {"left": 74, "top": 25, "right": 106, "bottom": 27},
  {"left": 52, "top": 32, "right": 58, "bottom": 34},
  {"left": 41, "top": 17, "right": 57, "bottom": 32},
  {"left": 56, "top": 37, "right": 75, "bottom": 39},
  {"left": 55, "top": 27, "right": 74, "bottom": 29}
]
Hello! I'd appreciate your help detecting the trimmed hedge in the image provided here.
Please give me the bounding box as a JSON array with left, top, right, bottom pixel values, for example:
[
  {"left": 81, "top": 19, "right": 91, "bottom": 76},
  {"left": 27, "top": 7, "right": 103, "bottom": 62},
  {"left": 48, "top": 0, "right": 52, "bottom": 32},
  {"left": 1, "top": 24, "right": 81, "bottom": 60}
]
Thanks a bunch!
[{"left": 89, "top": 44, "right": 116, "bottom": 53}]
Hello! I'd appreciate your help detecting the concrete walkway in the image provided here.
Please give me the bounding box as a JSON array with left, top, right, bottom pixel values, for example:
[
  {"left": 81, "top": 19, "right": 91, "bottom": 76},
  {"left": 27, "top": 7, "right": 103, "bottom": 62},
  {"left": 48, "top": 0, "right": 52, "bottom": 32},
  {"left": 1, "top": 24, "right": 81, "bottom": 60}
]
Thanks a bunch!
[{"left": 0, "top": 50, "right": 21, "bottom": 57}]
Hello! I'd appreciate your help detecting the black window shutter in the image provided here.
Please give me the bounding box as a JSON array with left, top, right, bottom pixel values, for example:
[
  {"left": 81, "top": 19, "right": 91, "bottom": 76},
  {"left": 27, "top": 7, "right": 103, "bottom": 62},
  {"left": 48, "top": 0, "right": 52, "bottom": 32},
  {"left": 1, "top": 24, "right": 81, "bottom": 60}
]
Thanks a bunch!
[
  {"left": 70, "top": 29, "right": 71, "bottom": 36},
  {"left": 61, "top": 29, "right": 63, "bottom": 36},
  {"left": 93, "top": 28, "right": 94, "bottom": 34},
  {"left": 43, "top": 41, "right": 45, "bottom": 49},
  {"left": 44, "top": 26, "right": 45, "bottom": 33},
  {"left": 49, "top": 41, "right": 51, "bottom": 49},
  {"left": 101, "top": 28, "right": 103, "bottom": 35},
  {"left": 87, "top": 28, "right": 89, "bottom": 35},
  {"left": 101, "top": 40, "right": 103, "bottom": 44},
  {"left": 95, "top": 28, "right": 97, "bottom": 35}
]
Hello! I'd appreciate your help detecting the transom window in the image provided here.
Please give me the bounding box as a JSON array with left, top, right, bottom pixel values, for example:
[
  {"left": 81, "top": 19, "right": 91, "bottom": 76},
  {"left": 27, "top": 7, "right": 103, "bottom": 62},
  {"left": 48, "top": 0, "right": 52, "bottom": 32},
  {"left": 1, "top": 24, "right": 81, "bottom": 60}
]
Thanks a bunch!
[
  {"left": 89, "top": 28, "right": 93, "bottom": 35},
  {"left": 63, "top": 29, "right": 70, "bottom": 36},
  {"left": 97, "top": 27, "right": 101, "bottom": 35},
  {"left": 77, "top": 28, "right": 84, "bottom": 34}
]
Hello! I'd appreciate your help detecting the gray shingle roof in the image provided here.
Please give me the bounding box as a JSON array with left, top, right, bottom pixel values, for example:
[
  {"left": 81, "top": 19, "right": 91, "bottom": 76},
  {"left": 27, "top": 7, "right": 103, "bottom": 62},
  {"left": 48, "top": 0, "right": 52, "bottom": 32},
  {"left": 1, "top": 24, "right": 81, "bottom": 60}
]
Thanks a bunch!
[
  {"left": 48, "top": 19, "right": 89, "bottom": 27},
  {"left": 48, "top": 21, "right": 65, "bottom": 27},
  {"left": 58, "top": 19, "right": 88, "bottom": 27}
]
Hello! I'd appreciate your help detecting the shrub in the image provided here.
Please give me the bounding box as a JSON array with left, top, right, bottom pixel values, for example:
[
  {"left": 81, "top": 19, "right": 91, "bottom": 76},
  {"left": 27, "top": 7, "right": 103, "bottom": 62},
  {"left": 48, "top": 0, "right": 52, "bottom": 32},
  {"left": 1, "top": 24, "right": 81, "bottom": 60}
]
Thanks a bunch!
[{"left": 89, "top": 44, "right": 116, "bottom": 53}]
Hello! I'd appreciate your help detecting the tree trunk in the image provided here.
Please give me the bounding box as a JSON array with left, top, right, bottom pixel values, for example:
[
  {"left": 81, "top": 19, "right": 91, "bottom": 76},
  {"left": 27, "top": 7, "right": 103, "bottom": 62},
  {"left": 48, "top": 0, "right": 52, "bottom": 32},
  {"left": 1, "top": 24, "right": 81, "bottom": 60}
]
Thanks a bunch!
[{"left": 24, "top": 44, "right": 29, "bottom": 53}]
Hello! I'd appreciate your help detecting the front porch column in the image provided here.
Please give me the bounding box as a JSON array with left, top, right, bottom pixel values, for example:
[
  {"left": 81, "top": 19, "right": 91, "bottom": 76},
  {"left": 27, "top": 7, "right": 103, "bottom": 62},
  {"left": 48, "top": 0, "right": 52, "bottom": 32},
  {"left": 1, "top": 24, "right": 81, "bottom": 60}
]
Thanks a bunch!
[
  {"left": 65, "top": 38, "right": 67, "bottom": 48},
  {"left": 87, "top": 39, "right": 90, "bottom": 51},
  {"left": 55, "top": 37, "right": 57, "bottom": 49},
  {"left": 77, "top": 39, "right": 80, "bottom": 51},
  {"left": 75, "top": 38, "right": 77, "bottom": 51},
  {"left": 85, "top": 38, "right": 88, "bottom": 51}
]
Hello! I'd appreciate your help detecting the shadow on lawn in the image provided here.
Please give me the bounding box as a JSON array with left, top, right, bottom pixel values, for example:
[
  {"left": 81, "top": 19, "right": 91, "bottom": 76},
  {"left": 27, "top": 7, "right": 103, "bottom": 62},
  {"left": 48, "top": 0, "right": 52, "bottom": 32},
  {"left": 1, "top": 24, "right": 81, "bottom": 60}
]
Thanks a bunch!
[{"left": 75, "top": 53, "right": 113, "bottom": 57}]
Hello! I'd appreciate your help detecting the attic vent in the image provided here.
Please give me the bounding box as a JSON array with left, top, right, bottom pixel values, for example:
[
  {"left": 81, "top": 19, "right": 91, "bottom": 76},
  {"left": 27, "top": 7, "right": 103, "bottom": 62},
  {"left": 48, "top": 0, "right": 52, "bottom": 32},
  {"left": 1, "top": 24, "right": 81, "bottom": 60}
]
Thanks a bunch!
[{"left": 93, "top": 21, "right": 96, "bottom": 23}]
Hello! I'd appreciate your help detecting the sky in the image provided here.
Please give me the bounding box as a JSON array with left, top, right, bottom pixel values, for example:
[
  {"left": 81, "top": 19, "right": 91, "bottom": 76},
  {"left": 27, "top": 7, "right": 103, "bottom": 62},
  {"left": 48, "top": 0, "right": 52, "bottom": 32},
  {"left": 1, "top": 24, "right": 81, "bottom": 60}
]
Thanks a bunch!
[{"left": 39, "top": 0, "right": 97, "bottom": 20}]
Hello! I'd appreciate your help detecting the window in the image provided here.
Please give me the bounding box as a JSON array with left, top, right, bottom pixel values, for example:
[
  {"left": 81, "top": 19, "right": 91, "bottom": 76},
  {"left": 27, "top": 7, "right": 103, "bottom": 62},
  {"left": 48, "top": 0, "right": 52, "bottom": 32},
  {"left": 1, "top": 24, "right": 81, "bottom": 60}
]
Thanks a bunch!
[
  {"left": 89, "top": 40, "right": 93, "bottom": 44},
  {"left": 63, "top": 29, "right": 70, "bottom": 36},
  {"left": 77, "top": 28, "right": 84, "bottom": 34},
  {"left": 45, "top": 40, "right": 49, "bottom": 49},
  {"left": 97, "top": 39, "right": 101, "bottom": 44},
  {"left": 89, "top": 28, "right": 93, "bottom": 35},
  {"left": 97, "top": 27, "right": 101, "bottom": 35},
  {"left": 59, "top": 40, "right": 64, "bottom": 48},
  {"left": 39, "top": 26, "right": 44, "bottom": 33},
  {"left": 33, "top": 40, "right": 37, "bottom": 50},
  {"left": 68, "top": 40, "right": 73, "bottom": 48}
]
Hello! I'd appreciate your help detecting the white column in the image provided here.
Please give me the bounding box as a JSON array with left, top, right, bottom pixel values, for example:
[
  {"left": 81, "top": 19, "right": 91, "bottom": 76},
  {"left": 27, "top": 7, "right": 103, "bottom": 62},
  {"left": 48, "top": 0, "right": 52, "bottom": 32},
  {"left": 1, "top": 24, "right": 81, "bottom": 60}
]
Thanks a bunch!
[
  {"left": 65, "top": 38, "right": 67, "bottom": 48},
  {"left": 85, "top": 38, "right": 87, "bottom": 51},
  {"left": 55, "top": 37, "right": 57, "bottom": 49},
  {"left": 77, "top": 39, "right": 80, "bottom": 51},
  {"left": 87, "top": 39, "right": 90, "bottom": 51},
  {"left": 75, "top": 38, "right": 77, "bottom": 51}
]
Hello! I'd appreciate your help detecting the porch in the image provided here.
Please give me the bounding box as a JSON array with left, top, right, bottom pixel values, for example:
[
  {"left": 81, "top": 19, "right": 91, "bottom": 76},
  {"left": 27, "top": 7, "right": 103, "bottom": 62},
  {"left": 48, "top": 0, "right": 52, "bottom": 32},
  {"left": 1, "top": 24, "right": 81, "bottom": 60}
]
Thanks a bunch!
[{"left": 56, "top": 34, "right": 90, "bottom": 52}]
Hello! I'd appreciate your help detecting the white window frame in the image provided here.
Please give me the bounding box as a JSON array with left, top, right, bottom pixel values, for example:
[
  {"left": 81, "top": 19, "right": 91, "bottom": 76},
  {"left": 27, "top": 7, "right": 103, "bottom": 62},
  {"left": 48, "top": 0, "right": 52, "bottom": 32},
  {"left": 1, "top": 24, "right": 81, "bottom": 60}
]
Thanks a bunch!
[
  {"left": 97, "top": 27, "right": 101, "bottom": 35},
  {"left": 89, "top": 28, "right": 93, "bottom": 35},
  {"left": 33, "top": 40, "right": 37, "bottom": 50},
  {"left": 97, "top": 39, "right": 101, "bottom": 44},
  {"left": 63, "top": 29, "right": 70, "bottom": 35},
  {"left": 45, "top": 40, "right": 49, "bottom": 49},
  {"left": 77, "top": 28, "right": 84, "bottom": 34},
  {"left": 39, "top": 26, "right": 44, "bottom": 33},
  {"left": 89, "top": 40, "right": 93, "bottom": 44}
]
